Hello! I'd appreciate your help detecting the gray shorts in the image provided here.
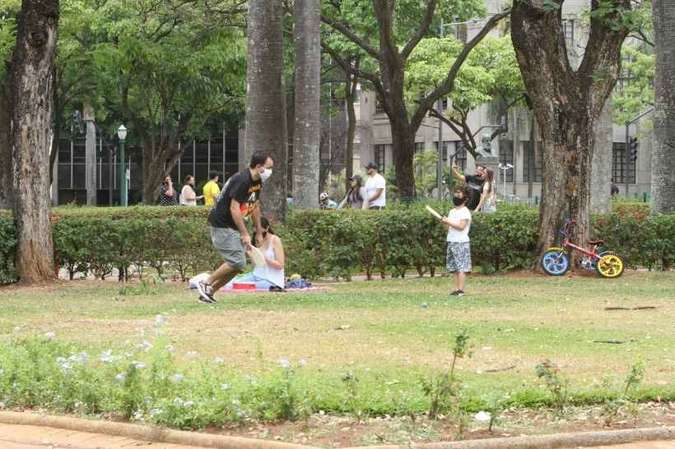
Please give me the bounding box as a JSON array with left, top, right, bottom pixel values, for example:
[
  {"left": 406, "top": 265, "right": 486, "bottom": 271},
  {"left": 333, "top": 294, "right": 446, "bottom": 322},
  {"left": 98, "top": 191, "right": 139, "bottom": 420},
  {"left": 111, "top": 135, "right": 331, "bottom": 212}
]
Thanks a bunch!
[
  {"left": 210, "top": 227, "right": 246, "bottom": 271},
  {"left": 446, "top": 241, "right": 472, "bottom": 273}
]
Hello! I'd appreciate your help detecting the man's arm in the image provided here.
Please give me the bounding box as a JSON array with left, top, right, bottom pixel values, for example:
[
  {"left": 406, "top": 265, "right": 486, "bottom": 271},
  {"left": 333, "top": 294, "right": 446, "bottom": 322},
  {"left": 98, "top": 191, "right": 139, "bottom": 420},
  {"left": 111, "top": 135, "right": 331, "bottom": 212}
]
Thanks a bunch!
[
  {"left": 368, "top": 188, "right": 384, "bottom": 203},
  {"left": 451, "top": 165, "right": 466, "bottom": 182},
  {"left": 230, "top": 199, "right": 251, "bottom": 246}
]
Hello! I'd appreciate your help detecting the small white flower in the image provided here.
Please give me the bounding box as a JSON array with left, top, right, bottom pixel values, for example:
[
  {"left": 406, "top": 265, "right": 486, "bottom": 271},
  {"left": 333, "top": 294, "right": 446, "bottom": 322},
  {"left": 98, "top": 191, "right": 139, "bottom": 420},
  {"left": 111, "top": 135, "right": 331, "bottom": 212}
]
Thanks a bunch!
[
  {"left": 0, "top": 368, "right": 4, "bottom": 376},
  {"left": 183, "top": 400, "right": 194, "bottom": 408},
  {"left": 173, "top": 397, "right": 184, "bottom": 406},
  {"left": 154, "top": 314, "right": 167, "bottom": 327},
  {"left": 149, "top": 408, "right": 163, "bottom": 417},
  {"left": 474, "top": 411, "right": 492, "bottom": 423},
  {"left": 115, "top": 373, "right": 126, "bottom": 382},
  {"left": 138, "top": 340, "right": 153, "bottom": 352},
  {"left": 13, "top": 326, "right": 21, "bottom": 333},
  {"left": 166, "top": 345, "right": 175, "bottom": 353},
  {"left": 170, "top": 373, "right": 184, "bottom": 383},
  {"left": 100, "top": 350, "right": 114, "bottom": 364},
  {"left": 132, "top": 361, "right": 146, "bottom": 369},
  {"left": 185, "top": 351, "right": 198, "bottom": 359},
  {"left": 44, "top": 332, "right": 56, "bottom": 340},
  {"left": 298, "top": 358, "right": 307, "bottom": 367},
  {"left": 213, "top": 357, "right": 225, "bottom": 365},
  {"left": 220, "top": 383, "right": 231, "bottom": 391},
  {"left": 278, "top": 358, "right": 291, "bottom": 369}
]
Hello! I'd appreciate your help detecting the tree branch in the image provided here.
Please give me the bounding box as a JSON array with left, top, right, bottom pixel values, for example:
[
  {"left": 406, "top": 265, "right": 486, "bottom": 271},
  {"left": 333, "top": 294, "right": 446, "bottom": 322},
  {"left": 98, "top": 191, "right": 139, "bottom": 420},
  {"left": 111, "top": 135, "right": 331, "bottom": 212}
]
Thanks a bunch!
[
  {"left": 321, "top": 41, "right": 384, "bottom": 95},
  {"left": 320, "top": 14, "right": 380, "bottom": 60},
  {"left": 400, "top": 0, "right": 438, "bottom": 60},
  {"left": 410, "top": 9, "right": 510, "bottom": 131}
]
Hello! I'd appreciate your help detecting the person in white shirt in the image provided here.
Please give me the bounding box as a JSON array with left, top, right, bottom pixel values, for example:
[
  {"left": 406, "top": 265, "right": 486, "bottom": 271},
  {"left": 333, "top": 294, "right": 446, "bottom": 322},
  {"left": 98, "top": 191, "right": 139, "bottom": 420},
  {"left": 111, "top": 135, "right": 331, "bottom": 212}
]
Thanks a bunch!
[
  {"left": 442, "top": 186, "right": 472, "bottom": 297},
  {"left": 363, "top": 161, "right": 386, "bottom": 210},
  {"left": 179, "top": 175, "right": 203, "bottom": 206}
]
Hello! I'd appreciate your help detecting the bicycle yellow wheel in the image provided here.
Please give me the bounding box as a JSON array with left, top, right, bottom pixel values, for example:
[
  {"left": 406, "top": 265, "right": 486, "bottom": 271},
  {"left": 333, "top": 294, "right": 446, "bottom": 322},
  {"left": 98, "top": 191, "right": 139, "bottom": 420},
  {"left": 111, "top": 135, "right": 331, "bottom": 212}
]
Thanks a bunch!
[{"left": 596, "top": 252, "right": 625, "bottom": 278}]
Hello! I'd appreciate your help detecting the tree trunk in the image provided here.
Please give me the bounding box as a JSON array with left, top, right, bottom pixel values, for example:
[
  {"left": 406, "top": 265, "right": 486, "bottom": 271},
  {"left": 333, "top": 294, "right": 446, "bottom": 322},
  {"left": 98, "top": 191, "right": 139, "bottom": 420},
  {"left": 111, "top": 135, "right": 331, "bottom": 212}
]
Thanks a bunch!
[
  {"left": 344, "top": 63, "right": 358, "bottom": 191},
  {"left": 0, "top": 80, "right": 12, "bottom": 209},
  {"left": 590, "top": 103, "right": 613, "bottom": 213},
  {"left": 389, "top": 118, "right": 416, "bottom": 199},
  {"left": 511, "top": 0, "right": 629, "bottom": 261},
  {"left": 651, "top": 0, "right": 675, "bottom": 214},
  {"left": 9, "top": 0, "right": 59, "bottom": 283},
  {"left": 141, "top": 138, "right": 182, "bottom": 204},
  {"left": 292, "top": 0, "right": 320, "bottom": 209},
  {"left": 245, "top": 0, "right": 286, "bottom": 221}
]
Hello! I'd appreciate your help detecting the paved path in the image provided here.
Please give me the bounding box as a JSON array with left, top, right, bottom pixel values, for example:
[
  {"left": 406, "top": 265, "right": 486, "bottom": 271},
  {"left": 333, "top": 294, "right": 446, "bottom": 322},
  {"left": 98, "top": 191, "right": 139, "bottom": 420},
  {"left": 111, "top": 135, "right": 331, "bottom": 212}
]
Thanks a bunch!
[
  {"left": 0, "top": 423, "right": 198, "bottom": 449},
  {"left": 0, "top": 422, "right": 673, "bottom": 449}
]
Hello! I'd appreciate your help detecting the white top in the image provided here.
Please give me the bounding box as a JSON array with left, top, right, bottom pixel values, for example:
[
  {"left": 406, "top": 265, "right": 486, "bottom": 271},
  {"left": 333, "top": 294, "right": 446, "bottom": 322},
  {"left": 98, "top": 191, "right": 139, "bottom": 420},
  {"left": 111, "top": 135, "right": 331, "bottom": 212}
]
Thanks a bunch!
[
  {"left": 365, "top": 173, "right": 386, "bottom": 207},
  {"left": 446, "top": 206, "right": 472, "bottom": 242},
  {"left": 180, "top": 185, "right": 197, "bottom": 206},
  {"left": 253, "top": 243, "right": 285, "bottom": 288}
]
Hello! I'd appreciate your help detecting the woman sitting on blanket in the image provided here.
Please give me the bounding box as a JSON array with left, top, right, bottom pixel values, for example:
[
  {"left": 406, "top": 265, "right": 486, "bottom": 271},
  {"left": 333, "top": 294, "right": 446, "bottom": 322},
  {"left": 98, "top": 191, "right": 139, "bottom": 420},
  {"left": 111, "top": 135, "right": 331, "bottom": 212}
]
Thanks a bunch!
[{"left": 226, "top": 216, "right": 285, "bottom": 291}]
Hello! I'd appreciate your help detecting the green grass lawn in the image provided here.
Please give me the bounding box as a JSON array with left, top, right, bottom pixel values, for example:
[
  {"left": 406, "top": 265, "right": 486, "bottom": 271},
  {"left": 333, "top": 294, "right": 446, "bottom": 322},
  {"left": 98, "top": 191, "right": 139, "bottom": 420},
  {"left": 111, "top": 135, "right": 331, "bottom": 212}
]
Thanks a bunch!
[{"left": 1, "top": 271, "right": 674, "bottom": 421}]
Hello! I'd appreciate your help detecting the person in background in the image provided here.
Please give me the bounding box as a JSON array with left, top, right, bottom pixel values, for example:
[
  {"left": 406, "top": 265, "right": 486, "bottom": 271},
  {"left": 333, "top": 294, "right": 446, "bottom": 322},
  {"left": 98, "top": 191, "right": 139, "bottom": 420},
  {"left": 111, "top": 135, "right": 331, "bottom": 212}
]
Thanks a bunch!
[
  {"left": 611, "top": 184, "right": 619, "bottom": 198},
  {"left": 442, "top": 186, "right": 472, "bottom": 297},
  {"left": 180, "top": 175, "right": 203, "bottom": 206},
  {"left": 476, "top": 168, "right": 496, "bottom": 213},
  {"left": 225, "top": 217, "right": 285, "bottom": 291},
  {"left": 338, "top": 175, "right": 366, "bottom": 209},
  {"left": 363, "top": 162, "right": 386, "bottom": 210},
  {"left": 451, "top": 162, "right": 486, "bottom": 212},
  {"left": 159, "top": 176, "right": 178, "bottom": 206},
  {"left": 319, "top": 192, "right": 338, "bottom": 209},
  {"left": 203, "top": 171, "right": 221, "bottom": 207}
]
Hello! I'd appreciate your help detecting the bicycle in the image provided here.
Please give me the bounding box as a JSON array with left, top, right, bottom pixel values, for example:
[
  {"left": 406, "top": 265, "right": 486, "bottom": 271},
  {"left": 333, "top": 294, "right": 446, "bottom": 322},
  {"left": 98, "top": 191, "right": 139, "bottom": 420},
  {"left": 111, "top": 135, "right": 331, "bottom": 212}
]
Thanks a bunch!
[{"left": 540, "top": 219, "right": 625, "bottom": 278}]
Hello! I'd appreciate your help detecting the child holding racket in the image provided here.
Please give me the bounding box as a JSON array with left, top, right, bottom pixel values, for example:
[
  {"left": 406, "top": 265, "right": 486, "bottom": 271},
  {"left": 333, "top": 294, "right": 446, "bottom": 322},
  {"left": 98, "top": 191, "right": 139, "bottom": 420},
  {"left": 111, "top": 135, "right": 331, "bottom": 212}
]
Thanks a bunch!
[{"left": 442, "top": 186, "right": 472, "bottom": 297}]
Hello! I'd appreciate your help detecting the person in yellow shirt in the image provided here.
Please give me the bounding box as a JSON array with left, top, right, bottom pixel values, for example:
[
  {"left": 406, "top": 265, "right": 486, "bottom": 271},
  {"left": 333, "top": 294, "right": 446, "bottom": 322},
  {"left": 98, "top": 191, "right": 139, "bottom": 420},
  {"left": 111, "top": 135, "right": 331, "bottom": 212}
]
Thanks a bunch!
[{"left": 202, "top": 172, "right": 221, "bottom": 207}]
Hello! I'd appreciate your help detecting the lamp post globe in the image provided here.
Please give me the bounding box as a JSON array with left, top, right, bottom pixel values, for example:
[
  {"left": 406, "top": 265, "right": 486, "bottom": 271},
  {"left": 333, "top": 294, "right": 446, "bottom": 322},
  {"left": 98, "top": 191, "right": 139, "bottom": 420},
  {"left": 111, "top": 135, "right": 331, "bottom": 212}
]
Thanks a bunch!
[{"left": 118, "top": 125, "right": 128, "bottom": 206}]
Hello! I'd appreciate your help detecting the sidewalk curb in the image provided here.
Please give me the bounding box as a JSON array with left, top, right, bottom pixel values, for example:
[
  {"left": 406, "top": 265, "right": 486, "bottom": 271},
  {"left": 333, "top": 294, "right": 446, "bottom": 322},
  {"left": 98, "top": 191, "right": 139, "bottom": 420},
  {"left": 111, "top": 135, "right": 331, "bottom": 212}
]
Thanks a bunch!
[
  {"left": 0, "top": 411, "right": 319, "bottom": 449},
  {"left": 345, "top": 426, "right": 675, "bottom": 449}
]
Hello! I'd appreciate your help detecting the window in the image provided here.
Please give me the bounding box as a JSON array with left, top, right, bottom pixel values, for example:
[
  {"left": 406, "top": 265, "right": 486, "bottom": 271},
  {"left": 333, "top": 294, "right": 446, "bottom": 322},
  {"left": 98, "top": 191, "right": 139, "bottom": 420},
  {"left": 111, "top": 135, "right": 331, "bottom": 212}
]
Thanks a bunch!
[
  {"left": 441, "top": 98, "right": 449, "bottom": 110},
  {"left": 499, "top": 140, "right": 514, "bottom": 182},
  {"left": 612, "top": 142, "right": 636, "bottom": 184},
  {"left": 522, "top": 141, "right": 543, "bottom": 182},
  {"left": 375, "top": 96, "right": 386, "bottom": 114},
  {"left": 455, "top": 142, "right": 467, "bottom": 171},
  {"left": 562, "top": 19, "right": 575, "bottom": 50},
  {"left": 434, "top": 141, "right": 452, "bottom": 164},
  {"left": 374, "top": 144, "right": 386, "bottom": 173},
  {"left": 415, "top": 142, "right": 425, "bottom": 154}
]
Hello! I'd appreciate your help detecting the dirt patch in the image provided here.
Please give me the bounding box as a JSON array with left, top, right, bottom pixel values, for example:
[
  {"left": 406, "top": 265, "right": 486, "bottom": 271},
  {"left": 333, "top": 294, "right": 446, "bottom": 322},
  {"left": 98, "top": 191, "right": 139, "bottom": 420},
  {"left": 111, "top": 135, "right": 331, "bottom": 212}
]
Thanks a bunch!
[{"left": 211, "top": 402, "right": 675, "bottom": 448}]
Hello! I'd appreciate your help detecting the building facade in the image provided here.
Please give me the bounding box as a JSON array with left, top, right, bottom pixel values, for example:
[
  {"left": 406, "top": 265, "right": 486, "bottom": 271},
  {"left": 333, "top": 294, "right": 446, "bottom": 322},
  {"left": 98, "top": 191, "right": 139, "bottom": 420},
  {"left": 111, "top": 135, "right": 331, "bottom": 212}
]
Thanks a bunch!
[{"left": 350, "top": 0, "right": 654, "bottom": 203}]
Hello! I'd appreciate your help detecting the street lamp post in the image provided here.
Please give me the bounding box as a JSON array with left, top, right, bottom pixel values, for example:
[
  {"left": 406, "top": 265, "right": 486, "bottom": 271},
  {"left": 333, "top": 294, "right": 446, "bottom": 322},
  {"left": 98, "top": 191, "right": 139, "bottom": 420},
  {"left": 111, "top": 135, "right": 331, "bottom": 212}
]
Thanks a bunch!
[
  {"left": 118, "top": 125, "right": 128, "bottom": 207},
  {"left": 498, "top": 162, "right": 513, "bottom": 201}
]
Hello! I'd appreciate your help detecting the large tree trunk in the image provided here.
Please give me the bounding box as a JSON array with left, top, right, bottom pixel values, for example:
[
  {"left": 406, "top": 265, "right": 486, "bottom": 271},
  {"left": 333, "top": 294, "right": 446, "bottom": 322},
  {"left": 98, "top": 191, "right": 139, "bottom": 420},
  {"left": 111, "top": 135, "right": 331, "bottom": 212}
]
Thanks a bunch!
[
  {"left": 245, "top": 0, "right": 286, "bottom": 221},
  {"left": 0, "top": 80, "right": 12, "bottom": 209},
  {"left": 651, "top": 0, "right": 675, "bottom": 214},
  {"left": 389, "top": 117, "right": 416, "bottom": 199},
  {"left": 590, "top": 103, "right": 613, "bottom": 213},
  {"left": 292, "top": 0, "right": 320, "bottom": 209},
  {"left": 9, "top": 0, "right": 59, "bottom": 283},
  {"left": 511, "top": 0, "right": 629, "bottom": 261},
  {"left": 344, "top": 62, "right": 358, "bottom": 190},
  {"left": 141, "top": 137, "right": 182, "bottom": 203}
]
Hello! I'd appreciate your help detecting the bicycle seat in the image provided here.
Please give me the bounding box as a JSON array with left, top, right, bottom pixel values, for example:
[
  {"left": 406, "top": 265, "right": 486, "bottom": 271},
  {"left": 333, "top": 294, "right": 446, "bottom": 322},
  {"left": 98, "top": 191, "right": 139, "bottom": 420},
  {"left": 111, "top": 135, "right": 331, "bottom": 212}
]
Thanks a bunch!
[{"left": 588, "top": 239, "right": 604, "bottom": 246}]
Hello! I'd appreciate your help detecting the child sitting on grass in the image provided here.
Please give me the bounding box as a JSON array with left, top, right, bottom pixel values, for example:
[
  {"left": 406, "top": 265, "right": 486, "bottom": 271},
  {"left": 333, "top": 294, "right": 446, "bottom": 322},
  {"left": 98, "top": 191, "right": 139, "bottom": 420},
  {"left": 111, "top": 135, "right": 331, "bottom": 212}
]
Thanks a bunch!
[{"left": 442, "top": 186, "right": 472, "bottom": 297}]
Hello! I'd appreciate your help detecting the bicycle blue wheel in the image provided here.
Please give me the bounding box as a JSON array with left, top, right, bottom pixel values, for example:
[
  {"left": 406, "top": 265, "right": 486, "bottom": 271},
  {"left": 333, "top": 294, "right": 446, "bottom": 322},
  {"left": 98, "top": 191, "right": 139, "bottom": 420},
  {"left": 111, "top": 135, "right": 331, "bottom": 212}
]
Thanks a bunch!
[{"left": 541, "top": 250, "right": 570, "bottom": 276}]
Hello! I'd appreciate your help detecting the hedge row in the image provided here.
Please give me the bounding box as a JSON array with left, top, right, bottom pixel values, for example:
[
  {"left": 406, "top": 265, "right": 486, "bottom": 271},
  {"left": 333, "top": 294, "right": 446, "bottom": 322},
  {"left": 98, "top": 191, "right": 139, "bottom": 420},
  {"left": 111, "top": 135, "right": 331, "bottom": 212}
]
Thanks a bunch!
[{"left": 0, "top": 204, "right": 673, "bottom": 284}]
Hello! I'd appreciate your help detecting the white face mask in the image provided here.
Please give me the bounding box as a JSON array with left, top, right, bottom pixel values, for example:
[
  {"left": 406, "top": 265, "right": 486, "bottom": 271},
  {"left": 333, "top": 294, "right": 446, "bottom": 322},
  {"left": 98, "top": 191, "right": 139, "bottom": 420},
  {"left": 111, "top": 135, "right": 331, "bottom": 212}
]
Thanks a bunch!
[{"left": 260, "top": 168, "right": 272, "bottom": 183}]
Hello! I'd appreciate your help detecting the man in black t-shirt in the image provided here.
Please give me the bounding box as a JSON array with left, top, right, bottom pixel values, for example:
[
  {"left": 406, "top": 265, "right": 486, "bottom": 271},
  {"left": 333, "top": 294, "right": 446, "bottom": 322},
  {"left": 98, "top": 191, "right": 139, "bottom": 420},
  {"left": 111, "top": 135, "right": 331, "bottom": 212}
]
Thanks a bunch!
[
  {"left": 196, "top": 151, "right": 274, "bottom": 303},
  {"left": 451, "top": 163, "right": 486, "bottom": 211}
]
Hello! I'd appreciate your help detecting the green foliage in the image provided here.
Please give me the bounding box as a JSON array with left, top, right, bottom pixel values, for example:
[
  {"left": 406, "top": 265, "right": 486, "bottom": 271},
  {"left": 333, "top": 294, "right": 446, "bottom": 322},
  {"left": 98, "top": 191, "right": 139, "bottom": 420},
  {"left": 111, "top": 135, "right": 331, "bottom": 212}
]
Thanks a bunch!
[
  {"left": 612, "top": 45, "right": 655, "bottom": 124},
  {"left": 535, "top": 360, "right": 569, "bottom": 413},
  {"left": 407, "top": 36, "right": 523, "bottom": 115},
  {"left": 0, "top": 0, "right": 19, "bottom": 81},
  {"left": 0, "top": 205, "right": 673, "bottom": 284},
  {"left": 422, "top": 330, "right": 471, "bottom": 420}
]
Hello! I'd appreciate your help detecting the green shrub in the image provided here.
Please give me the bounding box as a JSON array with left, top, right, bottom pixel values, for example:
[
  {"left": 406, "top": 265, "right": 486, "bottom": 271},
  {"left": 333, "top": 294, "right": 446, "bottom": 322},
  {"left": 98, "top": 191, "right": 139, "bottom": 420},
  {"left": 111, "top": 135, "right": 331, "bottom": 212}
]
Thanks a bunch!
[{"left": 1, "top": 205, "right": 673, "bottom": 284}]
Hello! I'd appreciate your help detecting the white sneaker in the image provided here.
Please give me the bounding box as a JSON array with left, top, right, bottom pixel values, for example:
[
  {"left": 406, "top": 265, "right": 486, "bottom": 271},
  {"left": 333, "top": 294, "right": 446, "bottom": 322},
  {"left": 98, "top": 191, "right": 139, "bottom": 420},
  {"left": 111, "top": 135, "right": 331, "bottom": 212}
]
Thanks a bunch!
[{"left": 196, "top": 281, "right": 216, "bottom": 303}]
